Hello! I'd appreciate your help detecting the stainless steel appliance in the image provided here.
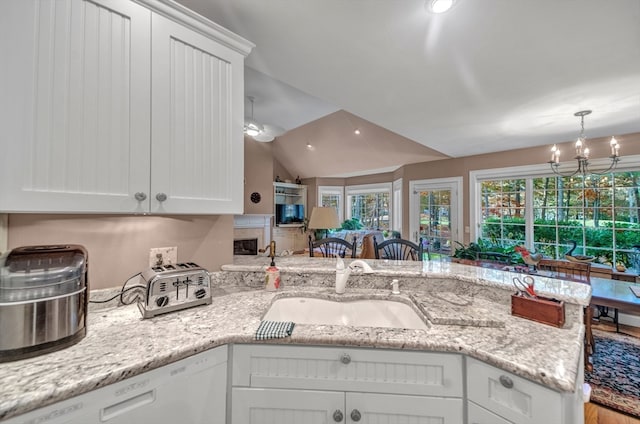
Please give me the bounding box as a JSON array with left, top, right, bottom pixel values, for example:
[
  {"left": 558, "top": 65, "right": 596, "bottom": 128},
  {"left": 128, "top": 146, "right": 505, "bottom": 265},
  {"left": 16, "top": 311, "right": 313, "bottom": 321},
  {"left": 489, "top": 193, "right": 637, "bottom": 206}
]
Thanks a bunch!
[
  {"left": 0, "top": 245, "right": 88, "bottom": 362},
  {"left": 137, "top": 262, "right": 212, "bottom": 319}
]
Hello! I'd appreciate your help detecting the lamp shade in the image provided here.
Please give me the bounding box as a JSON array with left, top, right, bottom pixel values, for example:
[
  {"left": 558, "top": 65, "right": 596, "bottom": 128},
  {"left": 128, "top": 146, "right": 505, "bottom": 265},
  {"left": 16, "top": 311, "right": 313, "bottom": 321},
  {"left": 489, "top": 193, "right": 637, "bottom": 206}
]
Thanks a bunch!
[{"left": 308, "top": 207, "right": 340, "bottom": 231}]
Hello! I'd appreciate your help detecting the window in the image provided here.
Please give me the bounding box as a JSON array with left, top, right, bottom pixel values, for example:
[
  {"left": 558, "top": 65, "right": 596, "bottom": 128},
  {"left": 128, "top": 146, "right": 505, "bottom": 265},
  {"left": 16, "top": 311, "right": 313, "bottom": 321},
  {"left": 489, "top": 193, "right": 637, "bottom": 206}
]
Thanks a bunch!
[
  {"left": 480, "top": 178, "right": 526, "bottom": 247},
  {"left": 346, "top": 183, "right": 392, "bottom": 230},
  {"left": 531, "top": 172, "right": 640, "bottom": 265},
  {"left": 471, "top": 157, "right": 640, "bottom": 267},
  {"left": 392, "top": 178, "right": 403, "bottom": 233},
  {"left": 317, "top": 186, "right": 344, "bottom": 223}
]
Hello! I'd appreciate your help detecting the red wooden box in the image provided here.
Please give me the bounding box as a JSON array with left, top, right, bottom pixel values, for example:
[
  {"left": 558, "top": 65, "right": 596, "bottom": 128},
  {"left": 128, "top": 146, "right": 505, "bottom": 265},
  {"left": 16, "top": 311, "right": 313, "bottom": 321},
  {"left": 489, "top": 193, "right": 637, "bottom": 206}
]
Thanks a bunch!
[{"left": 511, "top": 294, "right": 565, "bottom": 327}]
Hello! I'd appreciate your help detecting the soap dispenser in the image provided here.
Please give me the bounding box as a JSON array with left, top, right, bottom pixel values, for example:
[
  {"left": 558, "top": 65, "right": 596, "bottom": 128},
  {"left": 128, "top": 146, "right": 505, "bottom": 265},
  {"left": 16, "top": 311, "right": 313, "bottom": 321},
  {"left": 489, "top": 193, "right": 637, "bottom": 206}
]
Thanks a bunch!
[
  {"left": 335, "top": 256, "right": 347, "bottom": 294},
  {"left": 264, "top": 240, "right": 280, "bottom": 291}
]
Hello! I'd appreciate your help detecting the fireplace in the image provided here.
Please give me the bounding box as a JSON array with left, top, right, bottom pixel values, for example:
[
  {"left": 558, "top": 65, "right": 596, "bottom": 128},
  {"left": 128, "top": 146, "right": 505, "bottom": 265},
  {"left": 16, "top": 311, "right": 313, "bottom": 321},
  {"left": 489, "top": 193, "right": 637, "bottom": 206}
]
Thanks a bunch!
[
  {"left": 234, "top": 238, "right": 258, "bottom": 255},
  {"left": 233, "top": 215, "right": 272, "bottom": 256}
]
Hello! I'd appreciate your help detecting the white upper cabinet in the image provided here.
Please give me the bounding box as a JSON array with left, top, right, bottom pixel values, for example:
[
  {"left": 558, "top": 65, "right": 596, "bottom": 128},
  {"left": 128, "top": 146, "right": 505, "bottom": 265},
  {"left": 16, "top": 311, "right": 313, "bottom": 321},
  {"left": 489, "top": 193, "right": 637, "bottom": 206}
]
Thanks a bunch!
[
  {"left": 150, "top": 12, "right": 245, "bottom": 214},
  {"left": 0, "top": 0, "right": 252, "bottom": 214}
]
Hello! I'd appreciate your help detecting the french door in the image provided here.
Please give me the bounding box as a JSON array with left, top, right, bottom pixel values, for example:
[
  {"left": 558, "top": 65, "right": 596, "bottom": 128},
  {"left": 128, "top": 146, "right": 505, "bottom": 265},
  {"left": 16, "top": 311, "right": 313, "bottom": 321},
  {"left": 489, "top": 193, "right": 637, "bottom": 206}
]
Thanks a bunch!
[{"left": 409, "top": 177, "right": 462, "bottom": 256}]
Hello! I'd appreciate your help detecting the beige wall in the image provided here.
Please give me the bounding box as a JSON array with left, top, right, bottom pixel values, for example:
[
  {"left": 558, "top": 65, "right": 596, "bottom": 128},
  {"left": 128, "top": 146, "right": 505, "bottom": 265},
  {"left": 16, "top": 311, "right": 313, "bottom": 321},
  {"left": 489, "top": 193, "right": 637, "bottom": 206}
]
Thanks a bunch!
[
  {"left": 0, "top": 214, "right": 7, "bottom": 254},
  {"left": 7, "top": 214, "right": 233, "bottom": 290},
  {"left": 273, "top": 158, "right": 293, "bottom": 182},
  {"left": 243, "top": 136, "right": 274, "bottom": 215}
]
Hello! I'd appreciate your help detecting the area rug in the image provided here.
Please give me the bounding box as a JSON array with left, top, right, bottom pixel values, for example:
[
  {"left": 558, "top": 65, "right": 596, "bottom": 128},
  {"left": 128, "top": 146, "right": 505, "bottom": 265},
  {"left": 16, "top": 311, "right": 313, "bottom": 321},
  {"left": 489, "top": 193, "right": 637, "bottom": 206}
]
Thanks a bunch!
[{"left": 585, "top": 329, "right": 640, "bottom": 418}]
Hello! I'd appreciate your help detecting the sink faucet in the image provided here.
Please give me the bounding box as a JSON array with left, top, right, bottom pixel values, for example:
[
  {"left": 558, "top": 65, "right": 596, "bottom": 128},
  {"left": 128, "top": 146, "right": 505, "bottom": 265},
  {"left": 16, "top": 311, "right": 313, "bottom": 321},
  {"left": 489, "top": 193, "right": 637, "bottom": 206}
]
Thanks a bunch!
[
  {"left": 258, "top": 240, "right": 277, "bottom": 263},
  {"left": 335, "top": 257, "right": 374, "bottom": 294}
]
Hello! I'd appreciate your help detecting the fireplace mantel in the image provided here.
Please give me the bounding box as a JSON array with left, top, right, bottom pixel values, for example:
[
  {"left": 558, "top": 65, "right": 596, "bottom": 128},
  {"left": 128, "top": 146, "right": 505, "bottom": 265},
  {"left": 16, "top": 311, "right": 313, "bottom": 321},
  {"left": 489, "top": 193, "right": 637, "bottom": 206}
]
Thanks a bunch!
[{"left": 233, "top": 215, "right": 273, "bottom": 253}]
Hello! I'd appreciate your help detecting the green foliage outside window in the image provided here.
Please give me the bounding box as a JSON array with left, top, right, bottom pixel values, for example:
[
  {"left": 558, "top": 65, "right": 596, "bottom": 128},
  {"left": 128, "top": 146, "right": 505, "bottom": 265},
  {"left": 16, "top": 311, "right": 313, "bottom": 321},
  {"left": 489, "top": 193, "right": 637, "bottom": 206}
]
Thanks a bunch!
[
  {"left": 349, "top": 192, "right": 389, "bottom": 230},
  {"left": 479, "top": 171, "right": 640, "bottom": 267}
]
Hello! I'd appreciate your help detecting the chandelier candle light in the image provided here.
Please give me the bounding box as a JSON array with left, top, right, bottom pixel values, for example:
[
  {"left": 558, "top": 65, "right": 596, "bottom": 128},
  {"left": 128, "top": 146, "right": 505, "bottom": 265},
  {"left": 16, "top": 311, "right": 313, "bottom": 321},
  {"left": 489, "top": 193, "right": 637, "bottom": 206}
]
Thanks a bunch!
[{"left": 549, "top": 110, "right": 620, "bottom": 177}]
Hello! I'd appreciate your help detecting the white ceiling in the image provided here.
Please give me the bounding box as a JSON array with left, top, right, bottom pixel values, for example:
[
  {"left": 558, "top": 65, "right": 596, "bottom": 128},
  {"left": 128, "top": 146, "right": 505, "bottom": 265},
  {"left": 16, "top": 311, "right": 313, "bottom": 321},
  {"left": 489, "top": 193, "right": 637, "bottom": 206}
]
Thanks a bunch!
[{"left": 176, "top": 0, "right": 640, "bottom": 175}]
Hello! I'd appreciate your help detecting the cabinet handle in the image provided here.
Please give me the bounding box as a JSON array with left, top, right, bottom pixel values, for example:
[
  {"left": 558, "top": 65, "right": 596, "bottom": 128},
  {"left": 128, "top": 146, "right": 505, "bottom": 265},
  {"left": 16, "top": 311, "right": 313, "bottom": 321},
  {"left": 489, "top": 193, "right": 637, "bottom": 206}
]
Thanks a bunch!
[
  {"left": 350, "top": 409, "right": 362, "bottom": 422},
  {"left": 134, "top": 192, "right": 147, "bottom": 201},
  {"left": 499, "top": 375, "right": 514, "bottom": 389},
  {"left": 333, "top": 409, "right": 343, "bottom": 422},
  {"left": 340, "top": 353, "right": 351, "bottom": 364},
  {"left": 155, "top": 193, "right": 167, "bottom": 202}
]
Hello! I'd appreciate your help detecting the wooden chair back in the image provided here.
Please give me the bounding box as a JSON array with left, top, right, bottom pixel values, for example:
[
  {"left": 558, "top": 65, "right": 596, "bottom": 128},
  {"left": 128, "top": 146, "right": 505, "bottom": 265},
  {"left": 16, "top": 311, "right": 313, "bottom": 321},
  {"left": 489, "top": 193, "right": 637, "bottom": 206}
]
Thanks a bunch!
[
  {"left": 537, "top": 259, "right": 591, "bottom": 283},
  {"left": 359, "top": 233, "right": 376, "bottom": 259},
  {"left": 373, "top": 237, "right": 423, "bottom": 261},
  {"left": 309, "top": 235, "right": 357, "bottom": 258}
]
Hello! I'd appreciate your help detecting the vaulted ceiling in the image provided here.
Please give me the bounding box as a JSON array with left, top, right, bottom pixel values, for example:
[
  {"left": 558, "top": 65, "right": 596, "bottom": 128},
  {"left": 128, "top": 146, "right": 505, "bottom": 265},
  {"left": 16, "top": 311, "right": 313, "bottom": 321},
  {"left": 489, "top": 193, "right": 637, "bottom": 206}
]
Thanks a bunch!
[{"left": 176, "top": 0, "right": 640, "bottom": 178}]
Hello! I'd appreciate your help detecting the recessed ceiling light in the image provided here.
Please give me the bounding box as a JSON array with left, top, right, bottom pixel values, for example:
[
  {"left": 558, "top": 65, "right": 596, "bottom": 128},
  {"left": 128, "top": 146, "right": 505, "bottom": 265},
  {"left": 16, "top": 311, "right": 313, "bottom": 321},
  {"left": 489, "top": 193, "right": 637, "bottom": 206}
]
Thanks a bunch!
[
  {"left": 354, "top": 129, "right": 361, "bottom": 135},
  {"left": 427, "top": 0, "right": 455, "bottom": 14}
]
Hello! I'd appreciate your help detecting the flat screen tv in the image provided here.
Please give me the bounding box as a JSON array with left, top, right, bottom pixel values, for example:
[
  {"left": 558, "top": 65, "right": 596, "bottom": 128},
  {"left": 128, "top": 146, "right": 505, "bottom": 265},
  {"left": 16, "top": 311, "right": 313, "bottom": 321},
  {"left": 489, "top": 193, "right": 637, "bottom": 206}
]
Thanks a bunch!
[{"left": 276, "top": 204, "right": 304, "bottom": 226}]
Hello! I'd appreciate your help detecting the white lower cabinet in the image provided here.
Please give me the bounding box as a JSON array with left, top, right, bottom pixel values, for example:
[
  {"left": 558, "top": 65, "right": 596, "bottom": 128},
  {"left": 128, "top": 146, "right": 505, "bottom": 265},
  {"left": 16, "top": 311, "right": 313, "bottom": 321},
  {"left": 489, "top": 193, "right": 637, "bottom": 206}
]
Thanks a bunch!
[
  {"left": 272, "top": 227, "right": 309, "bottom": 252},
  {"left": 232, "top": 388, "right": 463, "bottom": 423},
  {"left": 466, "top": 357, "right": 583, "bottom": 424},
  {"left": 231, "top": 344, "right": 464, "bottom": 423},
  {"left": 5, "top": 346, "right": 227, "bottom": 424},
  {"left": 467, "top": 401, "right": 513, "bottom": 424}
]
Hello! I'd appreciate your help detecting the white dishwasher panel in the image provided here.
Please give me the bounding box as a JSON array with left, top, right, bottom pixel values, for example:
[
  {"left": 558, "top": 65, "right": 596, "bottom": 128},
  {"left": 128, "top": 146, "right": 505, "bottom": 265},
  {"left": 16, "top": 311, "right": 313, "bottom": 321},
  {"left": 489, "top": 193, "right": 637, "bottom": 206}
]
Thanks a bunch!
[{"left": 5, "top": 346, "right": 227, "bottom": 424}]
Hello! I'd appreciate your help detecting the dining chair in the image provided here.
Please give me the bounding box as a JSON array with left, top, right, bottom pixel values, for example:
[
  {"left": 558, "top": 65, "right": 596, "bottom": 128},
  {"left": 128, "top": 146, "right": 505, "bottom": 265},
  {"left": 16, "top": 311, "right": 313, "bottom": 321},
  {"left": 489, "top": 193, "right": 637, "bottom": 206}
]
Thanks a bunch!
[
  {"left": 537, "top": 259, "right": 591, "bottom": 282},
  {"left": 309, "top": 235, "right": 357, "bottom": 258},
  {"left": 373, "top": 237, "right": 424, "bottom": 261},
  {"left": 537, "top": 258, "right": 594, "bottom": 371}
]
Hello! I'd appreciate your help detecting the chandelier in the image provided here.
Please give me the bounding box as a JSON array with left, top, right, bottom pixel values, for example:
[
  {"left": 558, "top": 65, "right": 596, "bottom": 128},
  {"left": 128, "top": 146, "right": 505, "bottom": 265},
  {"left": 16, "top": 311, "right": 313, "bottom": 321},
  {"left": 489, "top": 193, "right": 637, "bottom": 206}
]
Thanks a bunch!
[{"left": 548, "top": 110, "right": 621, "bottom": 177}]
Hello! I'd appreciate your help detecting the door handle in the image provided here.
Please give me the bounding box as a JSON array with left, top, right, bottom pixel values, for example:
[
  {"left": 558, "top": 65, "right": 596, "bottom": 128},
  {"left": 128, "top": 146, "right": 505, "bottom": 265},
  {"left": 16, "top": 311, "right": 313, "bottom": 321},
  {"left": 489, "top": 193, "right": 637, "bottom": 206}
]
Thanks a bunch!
[{"left": 101, "top": 390, "right": 155, "bottom": 421}]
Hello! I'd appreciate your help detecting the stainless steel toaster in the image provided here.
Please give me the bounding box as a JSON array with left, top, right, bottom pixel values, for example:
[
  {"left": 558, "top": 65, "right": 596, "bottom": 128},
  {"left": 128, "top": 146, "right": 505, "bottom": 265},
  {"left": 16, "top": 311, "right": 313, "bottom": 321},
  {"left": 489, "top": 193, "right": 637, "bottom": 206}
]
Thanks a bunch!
[
  {"left": 137, "top": 262, "right": 212, "bottom": 319},
  {"left": 0, "top": 245, "right": 88, "bottom": 362}
]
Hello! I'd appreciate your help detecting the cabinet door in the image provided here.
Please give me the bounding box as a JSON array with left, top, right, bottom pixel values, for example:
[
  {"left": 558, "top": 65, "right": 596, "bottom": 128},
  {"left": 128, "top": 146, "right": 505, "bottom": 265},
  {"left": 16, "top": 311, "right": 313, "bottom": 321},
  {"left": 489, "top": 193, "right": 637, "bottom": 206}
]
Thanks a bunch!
[
  {"left": 347, "top": 392, "right": 463, "bottom": 423},
  {"left": 4, "top": 346, "right": 227, "bottom": 424},
  {"left": 151, "top": 13, "right": 245, "bottom": 214},
  {"left": 467, "top": 357, "right": 563, "bottom": 424},
  {"left": 272, "top": 227, "right": 301, "bottom": 252},
  {"left": 96, "top": 351, "right": 227, "bottom": 424},
  {"left": 1, "top": 0, "right": 151, "bottom": 213},
  {"left": 468, "top": 401, "right": 513, "bottom": 424},
  {"left": 231, "top": 388, "right": 343, "bottom": 424}
]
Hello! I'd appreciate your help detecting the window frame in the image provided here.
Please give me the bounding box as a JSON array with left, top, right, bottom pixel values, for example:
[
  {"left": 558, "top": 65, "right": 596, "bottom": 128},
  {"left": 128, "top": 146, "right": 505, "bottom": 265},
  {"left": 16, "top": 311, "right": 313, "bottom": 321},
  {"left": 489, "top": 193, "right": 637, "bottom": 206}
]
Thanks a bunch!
[
  {"left": 345, "top": 182, "right": 392, "bottom": 230},
  {"left": 317, "top": 185, "right": 345, "bottom": 223},
  {"left": 470, "top": 154, "right": 640, "bottom": 261}
]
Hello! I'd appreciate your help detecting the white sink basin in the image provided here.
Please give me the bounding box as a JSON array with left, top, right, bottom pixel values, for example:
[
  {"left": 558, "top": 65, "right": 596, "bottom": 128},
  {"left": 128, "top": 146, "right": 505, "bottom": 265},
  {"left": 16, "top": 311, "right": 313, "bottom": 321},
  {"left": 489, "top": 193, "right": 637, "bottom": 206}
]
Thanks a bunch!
[{"left": 263, "top": 297, "right": 429, "bottom": 330}]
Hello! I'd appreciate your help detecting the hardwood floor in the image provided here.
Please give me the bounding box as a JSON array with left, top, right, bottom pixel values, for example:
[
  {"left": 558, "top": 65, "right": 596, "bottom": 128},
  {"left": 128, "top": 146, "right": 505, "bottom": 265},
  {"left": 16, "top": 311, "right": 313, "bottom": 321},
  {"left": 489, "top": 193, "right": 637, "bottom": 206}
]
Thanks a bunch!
[
  {"left": 584, "top": 320, "right": 640, "bottom": 424},
  {"left": 585, "top": 402, "right": 640, "bottom": 424}
]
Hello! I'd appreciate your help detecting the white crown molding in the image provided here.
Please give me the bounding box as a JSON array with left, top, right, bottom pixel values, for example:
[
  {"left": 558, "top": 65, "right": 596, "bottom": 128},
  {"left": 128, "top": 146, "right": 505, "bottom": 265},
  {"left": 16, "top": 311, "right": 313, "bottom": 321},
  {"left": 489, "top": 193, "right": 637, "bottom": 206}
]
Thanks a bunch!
[{"left": 134, "top": 0, "right": 255, "bottom": 56}]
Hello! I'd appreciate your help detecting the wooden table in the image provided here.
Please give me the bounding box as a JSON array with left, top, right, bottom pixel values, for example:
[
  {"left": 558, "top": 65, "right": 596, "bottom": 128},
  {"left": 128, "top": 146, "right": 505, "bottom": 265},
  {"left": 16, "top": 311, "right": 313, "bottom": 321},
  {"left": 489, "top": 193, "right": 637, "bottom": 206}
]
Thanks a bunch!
[{"left": 590, "top": 277, "right": 640, "bottom": 332}]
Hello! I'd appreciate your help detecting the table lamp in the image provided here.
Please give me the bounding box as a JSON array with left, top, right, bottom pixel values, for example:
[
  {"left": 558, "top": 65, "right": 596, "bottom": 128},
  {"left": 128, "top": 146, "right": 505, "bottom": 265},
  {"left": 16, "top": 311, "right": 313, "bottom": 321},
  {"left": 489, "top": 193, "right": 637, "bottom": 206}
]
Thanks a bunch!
[{"left": 308, "top": 207, "right": 340, "bottom": 239}]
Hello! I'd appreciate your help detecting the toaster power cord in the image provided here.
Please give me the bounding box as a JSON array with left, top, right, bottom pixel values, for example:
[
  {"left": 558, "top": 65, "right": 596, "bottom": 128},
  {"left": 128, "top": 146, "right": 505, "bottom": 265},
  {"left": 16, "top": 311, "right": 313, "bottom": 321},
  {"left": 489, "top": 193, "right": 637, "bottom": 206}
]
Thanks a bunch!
[{"left": 88, "top": 272, "right": 145, "bottom": 305}]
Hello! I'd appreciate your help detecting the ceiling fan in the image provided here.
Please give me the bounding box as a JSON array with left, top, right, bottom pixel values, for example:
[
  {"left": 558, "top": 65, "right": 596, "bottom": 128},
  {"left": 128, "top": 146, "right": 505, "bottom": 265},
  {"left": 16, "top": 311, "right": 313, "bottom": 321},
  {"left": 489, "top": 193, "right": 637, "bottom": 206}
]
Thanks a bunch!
[{"left": 244, "top": 96, "right": 285, "bottom": 142}]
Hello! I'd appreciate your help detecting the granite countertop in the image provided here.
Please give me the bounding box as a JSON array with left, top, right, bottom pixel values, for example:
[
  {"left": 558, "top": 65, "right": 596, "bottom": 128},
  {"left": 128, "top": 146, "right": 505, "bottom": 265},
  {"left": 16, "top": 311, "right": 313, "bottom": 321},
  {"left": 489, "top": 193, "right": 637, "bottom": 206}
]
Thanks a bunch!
[
  {"left": 224, "top": 255, "right": 592, "bottom": 306},
  {"left": 0, "top": 257, "right": 590, "bottom": 421}
]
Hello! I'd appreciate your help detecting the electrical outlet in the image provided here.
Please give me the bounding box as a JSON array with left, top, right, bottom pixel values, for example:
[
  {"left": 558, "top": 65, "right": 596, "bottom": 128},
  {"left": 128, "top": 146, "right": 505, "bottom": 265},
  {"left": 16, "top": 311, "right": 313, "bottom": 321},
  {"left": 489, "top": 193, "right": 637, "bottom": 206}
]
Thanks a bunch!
[{"left": 149, "top": 246, "right": 178, "bottom": 267}]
